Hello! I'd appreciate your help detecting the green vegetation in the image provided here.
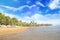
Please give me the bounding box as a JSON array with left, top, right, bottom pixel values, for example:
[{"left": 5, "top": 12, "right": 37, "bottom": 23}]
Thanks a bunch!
[{"left": 0, "top": 12, "right": 52, "bottom": 27}]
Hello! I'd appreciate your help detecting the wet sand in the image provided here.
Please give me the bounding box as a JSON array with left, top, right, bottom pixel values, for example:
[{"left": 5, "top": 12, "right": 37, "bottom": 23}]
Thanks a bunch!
[{"left": 0, "top": 26, "right": 60, "bottom": 40}]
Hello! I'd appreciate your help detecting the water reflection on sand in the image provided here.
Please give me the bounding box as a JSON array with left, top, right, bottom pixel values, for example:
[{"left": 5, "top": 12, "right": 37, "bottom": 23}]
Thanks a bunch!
[{"left": 0, "top": 26, "right": 60, "bottom": 40}]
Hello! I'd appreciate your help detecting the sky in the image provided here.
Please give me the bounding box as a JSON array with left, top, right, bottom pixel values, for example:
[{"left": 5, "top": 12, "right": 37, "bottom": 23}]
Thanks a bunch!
[{"left": 0, "top": 0, "right": 60, "bottom": 25}]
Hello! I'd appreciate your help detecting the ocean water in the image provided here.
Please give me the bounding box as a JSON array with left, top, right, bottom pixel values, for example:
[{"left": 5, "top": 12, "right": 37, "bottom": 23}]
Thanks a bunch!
[{"left": 0, "top": 26, "right": 60, "bottom": 40}]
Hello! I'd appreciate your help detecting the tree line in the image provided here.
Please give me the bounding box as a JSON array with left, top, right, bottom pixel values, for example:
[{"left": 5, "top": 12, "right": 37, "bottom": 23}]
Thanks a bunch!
[{"left": 0, "top": 12, "right": 52, "bottom": 27}]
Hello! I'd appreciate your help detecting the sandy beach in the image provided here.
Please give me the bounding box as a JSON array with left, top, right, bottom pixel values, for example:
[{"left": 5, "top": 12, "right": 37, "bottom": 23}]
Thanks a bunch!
[
  {"left": 0, "top": 26, "right": 60, "bottom": 40},
  {"left": 0, "top": 27, "right": 29, "bottom": 35}
]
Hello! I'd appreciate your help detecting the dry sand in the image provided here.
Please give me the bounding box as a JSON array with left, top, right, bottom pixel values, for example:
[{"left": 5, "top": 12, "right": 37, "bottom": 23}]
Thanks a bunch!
[{"left": 0, "top": 27, "right": 29, "bottom": 35}]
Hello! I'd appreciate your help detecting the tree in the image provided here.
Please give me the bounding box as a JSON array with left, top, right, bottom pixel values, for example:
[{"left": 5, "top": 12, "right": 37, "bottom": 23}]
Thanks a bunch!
[
  {"left": 0, "top": 13, "right": 5, "bottom": 25},
  {"left": 10, "top": 18, "right": 18, "bottom": 25},
  {"left": 5, "top": 16, "right": 11, "bottom": 25}
]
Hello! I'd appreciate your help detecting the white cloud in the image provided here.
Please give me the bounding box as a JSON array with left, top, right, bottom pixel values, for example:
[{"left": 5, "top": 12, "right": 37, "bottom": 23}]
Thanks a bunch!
[
  {"left": 36, "top": 1, "right": 45, "bottom": 7},
  {"left": 21, "top": 13, "right": 60, "bottom": 26},
  {"left": 17, "top": 5, "right": 36, "bottom": 10},
  {"left": 4, "top": 13, "right": 18, "bottom": 18},
  {"left": 49, "top": 0, "right": 60, "bottom": 9},
  {"left": 0, "top": 5, "right": 37, "bottom": 11},
  {"left": 0, "top": 5, "right": 16, "bottom": 11}
]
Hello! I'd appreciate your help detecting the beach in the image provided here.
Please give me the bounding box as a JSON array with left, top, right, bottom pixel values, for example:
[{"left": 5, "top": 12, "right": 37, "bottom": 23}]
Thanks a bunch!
[
  {"left": 0, "top": 26, "right": 60, "bottom": 40},
  {"left": 0, "top": 27, "right": 29, "bottom": 35}
]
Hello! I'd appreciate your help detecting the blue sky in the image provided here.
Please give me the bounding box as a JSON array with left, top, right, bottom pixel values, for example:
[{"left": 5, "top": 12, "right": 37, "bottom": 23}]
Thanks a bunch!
[{"left": 0, "top": 0, "right": 60, "bottom": 25}]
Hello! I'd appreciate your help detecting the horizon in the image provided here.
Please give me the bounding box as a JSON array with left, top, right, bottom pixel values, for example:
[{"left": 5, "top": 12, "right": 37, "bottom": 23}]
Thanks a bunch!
[{"left": 0, "top": 0, "right": 60, "bottom": 25}]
